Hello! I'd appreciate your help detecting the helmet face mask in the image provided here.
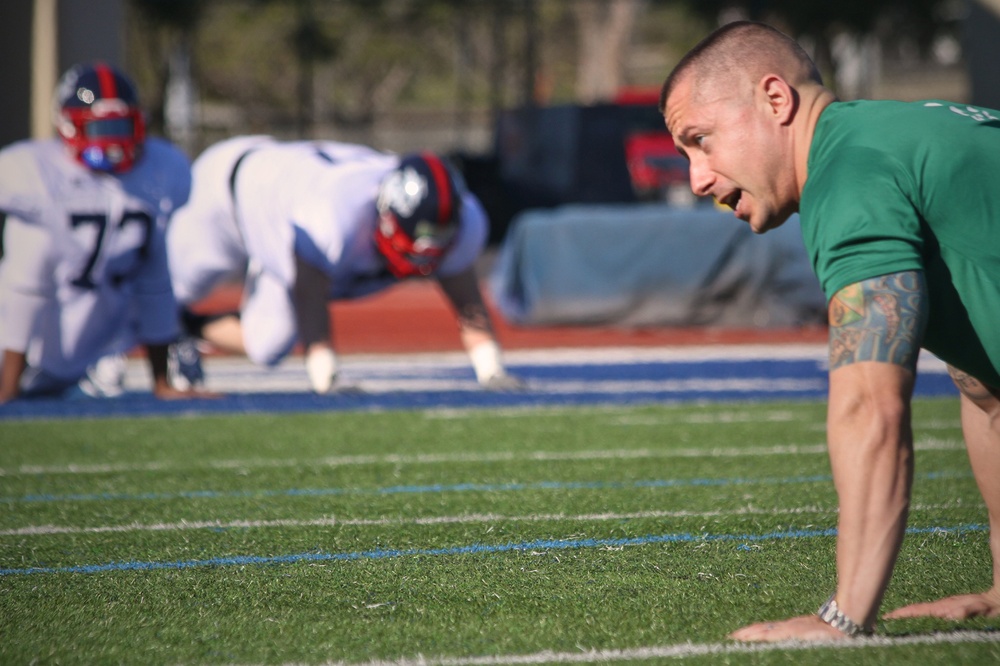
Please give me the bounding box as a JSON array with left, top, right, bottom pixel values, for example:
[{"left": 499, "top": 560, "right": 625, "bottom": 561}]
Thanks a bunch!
[
  {"left": 375, "top": 211, "right": 457, "bottom": 277},
  {"left": 375, "top": 153, "right": 461, "bottom": 278},
  {"left": 53, "top": 63, "right": 146, "bottom": 174}
]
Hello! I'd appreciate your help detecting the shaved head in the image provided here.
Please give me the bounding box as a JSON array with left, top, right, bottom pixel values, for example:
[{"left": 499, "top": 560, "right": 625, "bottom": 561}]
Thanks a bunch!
[
  {"left": 659, "top": 21, "right": 822, "bottom": 115},
  {"left": 658, "top": 21, "right": 836, "bottom": 235}
]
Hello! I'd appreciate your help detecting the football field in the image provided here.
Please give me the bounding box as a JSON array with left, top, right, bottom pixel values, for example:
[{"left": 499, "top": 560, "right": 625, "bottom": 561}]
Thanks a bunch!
[{"left": 2, "top": 345, "right": 998, "bottom": 664}]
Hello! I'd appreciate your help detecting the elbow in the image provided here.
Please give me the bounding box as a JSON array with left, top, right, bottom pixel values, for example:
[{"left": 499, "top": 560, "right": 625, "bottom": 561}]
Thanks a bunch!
[
  {"left": 829, "top": 378, "right": 915, "bottom": 475},
  {"left": 838, "top": 391, "right": 913, "bottom": 451}
]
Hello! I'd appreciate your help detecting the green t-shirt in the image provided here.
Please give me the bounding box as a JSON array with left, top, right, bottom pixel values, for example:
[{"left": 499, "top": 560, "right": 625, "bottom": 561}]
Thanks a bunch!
[{"left": 801, "top": 100, "right": 1000, "bottom": 387}]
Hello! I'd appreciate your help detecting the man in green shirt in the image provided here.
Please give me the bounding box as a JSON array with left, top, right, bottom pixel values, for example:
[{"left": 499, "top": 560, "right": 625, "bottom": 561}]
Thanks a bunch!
[{"left": 660, "top": 20, "right": 1000, "bottom": 641}]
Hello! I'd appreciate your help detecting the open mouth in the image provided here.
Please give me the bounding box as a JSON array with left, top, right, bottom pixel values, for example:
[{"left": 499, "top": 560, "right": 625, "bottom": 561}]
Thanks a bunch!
[{"left": 719, "top": 189, "right": 743, "bottom": 212}]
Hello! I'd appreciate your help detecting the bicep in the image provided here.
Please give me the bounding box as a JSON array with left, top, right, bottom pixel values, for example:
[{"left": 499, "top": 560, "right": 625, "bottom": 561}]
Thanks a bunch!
[
  {"left": 827, "top": 273, "right": 924, "bottom": 454},
  {"left": 827, "top": 270, "right": 928, "bottom": 373}
]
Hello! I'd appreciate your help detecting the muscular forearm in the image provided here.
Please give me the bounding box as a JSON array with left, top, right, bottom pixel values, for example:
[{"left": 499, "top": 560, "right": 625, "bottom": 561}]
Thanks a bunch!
[
  {"left": 827, "top": 363, "right": 915, "bottom": 629},
  {"left": 295, "top": 295, "right": 332, "bottom": 353},
  {"left": 451, "top": 288, "right": 495, "bottom": 350},
  {"left": 883, "top": 375, "right": 1000, "bottom": 622},
  {"left": 436, "top": 267, "right": 510, "bottom": 384},
  {"left": 456, "top": 305, "right": 509, "bottom": 384},
  {"left": 458, "top": 318, "right": 494, "bottom": 352},
  {"left": 955, "top": 374, "right": 1000, "bottom": 594}
]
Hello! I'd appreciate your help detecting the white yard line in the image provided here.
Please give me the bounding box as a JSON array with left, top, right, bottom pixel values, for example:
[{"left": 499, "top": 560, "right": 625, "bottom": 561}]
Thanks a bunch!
[
  {"left": 1, "top": 502, "right": 977, "bottom": 537},
  {"left": 117, "top": 346, "right": 951, "bottom": 394},
  {"left": 1, "top": 438, "right": 963, "bottom": 477},
  {"left": 289, "top": 630, "right": 1000, "bottom": 666}
]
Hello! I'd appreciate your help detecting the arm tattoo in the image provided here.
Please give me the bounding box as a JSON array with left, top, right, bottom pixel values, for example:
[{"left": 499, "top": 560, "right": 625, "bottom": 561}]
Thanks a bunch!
[
  {"left": 946, "top": 365, "right": 998, "bottom": 402},
  {"left": 828, "top": 271, "right": 928, "bottom": 372}
]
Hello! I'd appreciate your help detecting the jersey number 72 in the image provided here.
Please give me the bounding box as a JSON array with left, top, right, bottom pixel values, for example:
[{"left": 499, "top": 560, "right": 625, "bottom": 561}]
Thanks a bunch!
[{"left": 70, "top": 210, "right": 154, "bottom": 289}]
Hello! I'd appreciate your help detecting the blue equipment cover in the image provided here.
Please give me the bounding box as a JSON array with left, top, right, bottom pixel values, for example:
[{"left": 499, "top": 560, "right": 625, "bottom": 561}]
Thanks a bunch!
[{"left": 490, "top": 203, "right": 826, "bottom": 328}]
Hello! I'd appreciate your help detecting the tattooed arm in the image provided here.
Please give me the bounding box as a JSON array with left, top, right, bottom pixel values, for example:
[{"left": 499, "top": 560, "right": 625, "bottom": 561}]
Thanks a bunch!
[
  {"left": 828, "top": 271, "right": 926, "bottom": 371},
  {"left": 825, "top": 271, "right": 928, "bottom": 627},
  {"left": 731, "top": 270, "right": 928, "bottom": 642}
]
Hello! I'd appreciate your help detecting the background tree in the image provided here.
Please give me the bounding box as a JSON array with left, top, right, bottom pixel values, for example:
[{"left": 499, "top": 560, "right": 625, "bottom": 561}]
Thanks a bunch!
[
  {"left": 677, "top": 0, "right": 960, "bottom": 98},
  {"left": 128, "top": 0, "right": 203, "bottom": 145},
  {"left": 123, "top": 0, "right": 966, "bottom": 154},
  {"left": 572, "top": 0, "right": 643, "bottom": 103}
]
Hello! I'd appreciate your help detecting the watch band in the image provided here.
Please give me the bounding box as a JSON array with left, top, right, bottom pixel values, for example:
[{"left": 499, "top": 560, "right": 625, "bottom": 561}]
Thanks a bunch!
[{"left": 817, "top": 594, "right": 873, "bottom": 637}]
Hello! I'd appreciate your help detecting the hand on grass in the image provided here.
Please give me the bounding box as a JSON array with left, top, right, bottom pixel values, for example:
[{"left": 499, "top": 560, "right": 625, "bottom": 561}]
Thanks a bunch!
[
  {"left": 326, "top": 380, "right": 365, "bottom": 396},
  {"left": 306, "top": 347, "right": 338, "bottom": 394},
  {"left": 480, "top": 373, "right": 527, "bottom": 391},
  {"left": 884, "top": 592, "right": 1000, "bottom": 620},
  {"left": 729, "top": 614, "right": 851, "bottom": 642}
]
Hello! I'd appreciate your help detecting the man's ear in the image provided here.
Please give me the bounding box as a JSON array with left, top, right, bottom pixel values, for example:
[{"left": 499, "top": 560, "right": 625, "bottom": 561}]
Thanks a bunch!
[{"left": 759, "top": 74, "right": 798, "bottom": 125}]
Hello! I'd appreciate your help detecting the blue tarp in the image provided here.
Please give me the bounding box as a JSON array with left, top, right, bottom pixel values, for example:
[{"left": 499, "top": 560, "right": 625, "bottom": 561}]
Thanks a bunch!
[{"left": 490, "top": 203, "right": 827, "bottom": 328}]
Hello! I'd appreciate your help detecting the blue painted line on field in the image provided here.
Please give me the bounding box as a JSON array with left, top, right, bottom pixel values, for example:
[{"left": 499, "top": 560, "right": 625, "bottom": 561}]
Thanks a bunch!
[
  {"left": 0, "top": 523, "right": 985, "bottom": 577},
  {"left": 0, "top": 356, "right": 957, "bottom": 421},
  {"left": 3, "top": 470, "right": 970, "bottom": 505}
]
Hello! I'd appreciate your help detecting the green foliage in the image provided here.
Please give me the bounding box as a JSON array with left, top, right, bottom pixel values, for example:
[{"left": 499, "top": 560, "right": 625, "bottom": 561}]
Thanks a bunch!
[
  {"left": 130, "top": 0, "right": 204, "bottom": 30},
  {"left": 123, "top": 0, "right": 962, "bottom": 149}
]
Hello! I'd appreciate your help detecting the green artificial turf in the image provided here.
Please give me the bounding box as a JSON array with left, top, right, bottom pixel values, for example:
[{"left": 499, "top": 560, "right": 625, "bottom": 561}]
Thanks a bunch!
[{"left": 1, "top": 398, "right": 997, "bottom": 664}]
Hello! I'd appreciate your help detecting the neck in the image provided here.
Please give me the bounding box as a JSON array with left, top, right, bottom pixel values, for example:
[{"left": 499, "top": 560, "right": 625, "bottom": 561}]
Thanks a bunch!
[{"left": 793, "top": 87, "right": 837, "bottom": 194}]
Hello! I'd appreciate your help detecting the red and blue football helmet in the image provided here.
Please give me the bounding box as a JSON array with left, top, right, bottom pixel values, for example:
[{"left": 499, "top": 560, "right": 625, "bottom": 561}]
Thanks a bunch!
[
  {"left": 375, "top": 152, "right": 461, "bottom": 278},
  {"left": 53, "top": 63, "right": 146, "bottom": 173}
]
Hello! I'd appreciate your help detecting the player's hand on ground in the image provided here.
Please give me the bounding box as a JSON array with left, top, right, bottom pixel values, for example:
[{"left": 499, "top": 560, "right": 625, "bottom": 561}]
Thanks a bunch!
[
  {"left": 322, "top": 377, "right": 366, "bottom": 396},
  {"left": 729, "top": 615, "right": 851, "bottom": 642},
  {"left": 309, "top": 375, "right": 363, "bottom": 395},
  {"left": 884, "top": 591, "right": 1000, "bottom": 620},
  {"left": 306, "top": 347, "right": 341, "bottom": 394},
  {"left": 480, "top": 373, "right": 527, "bottom": 391}
]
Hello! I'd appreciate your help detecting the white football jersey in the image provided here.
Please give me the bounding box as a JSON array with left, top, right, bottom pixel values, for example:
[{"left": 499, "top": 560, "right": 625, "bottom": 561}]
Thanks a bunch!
[
  {"left": 168, "top": 136, "right": 488, "bottom": 366},
  {"left": 0, "top": 138, "right": 191, "bottom": 382},
  {"left": 234, "top": 139, "right": 487, "bottom": 298}
]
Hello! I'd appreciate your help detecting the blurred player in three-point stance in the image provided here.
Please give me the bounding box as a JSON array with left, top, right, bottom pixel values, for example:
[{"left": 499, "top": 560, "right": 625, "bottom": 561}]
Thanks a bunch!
[
  {"left": 0, "top": 63, "right": 207, "bottom": 403},
  {"left": 661, "top": 21, "right": 1000, "bottom": 641},
  {"left": 167, "top": 136, "right": 521, "bottom": 393}
]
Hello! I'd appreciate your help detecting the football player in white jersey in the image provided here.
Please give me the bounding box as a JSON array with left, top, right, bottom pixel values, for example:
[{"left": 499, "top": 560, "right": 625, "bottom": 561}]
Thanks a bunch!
[
  {"left": 0, "top": 63, "right": 209, "bottom": 403},
  {"left": 167, "top": 136, "right": 521, "bottom": 393}
]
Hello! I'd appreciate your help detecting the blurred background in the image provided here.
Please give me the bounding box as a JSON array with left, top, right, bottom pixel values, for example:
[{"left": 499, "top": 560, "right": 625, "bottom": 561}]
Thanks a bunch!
[
  {"left": 1, "top": 0, "right": 995, "bottom": 236},
  {"left": 2, "top": 0, "right": 997, "bottom": 330}
]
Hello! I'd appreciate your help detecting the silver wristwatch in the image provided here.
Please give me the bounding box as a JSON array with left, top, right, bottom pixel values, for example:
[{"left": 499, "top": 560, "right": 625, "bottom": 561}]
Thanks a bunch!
[{"left": 817, "top": 595, "right": 873, "bottom": 637}]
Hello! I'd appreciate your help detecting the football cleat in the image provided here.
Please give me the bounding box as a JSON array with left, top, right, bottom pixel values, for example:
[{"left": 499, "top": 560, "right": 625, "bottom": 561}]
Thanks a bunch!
[
  {"left": 375, "top": 152, "right": 462, "bottom": 278},
  {"left": 78, "top": 353, "right": 127, "bottom": 398},
  {"left": 168, "top": 336, "right": 205, "bottom": 390},
  {"left": 53, "top": 62, "right": 146, "bottom": 173}
]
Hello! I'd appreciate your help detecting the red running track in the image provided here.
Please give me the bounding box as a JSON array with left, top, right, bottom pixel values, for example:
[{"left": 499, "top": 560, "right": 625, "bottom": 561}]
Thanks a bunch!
[{"left": 193, "top": 279, "right": 828, "bottom": 355}]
